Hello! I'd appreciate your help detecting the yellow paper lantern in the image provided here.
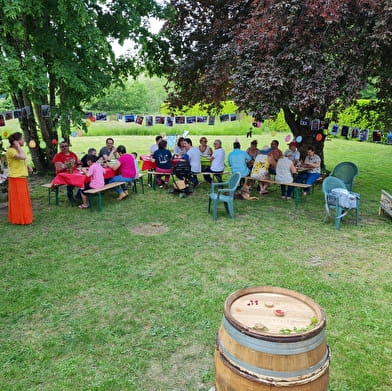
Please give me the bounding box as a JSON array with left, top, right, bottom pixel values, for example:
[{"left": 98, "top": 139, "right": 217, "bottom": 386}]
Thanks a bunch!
[{"left": 29, "top": 140, "right": 36, "bottom": 148}]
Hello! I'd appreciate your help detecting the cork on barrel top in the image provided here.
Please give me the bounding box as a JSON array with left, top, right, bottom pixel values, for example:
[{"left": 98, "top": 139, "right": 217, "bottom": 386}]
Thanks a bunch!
[{"left": 230, "top": 292, "right": 320, "bottom": 334}]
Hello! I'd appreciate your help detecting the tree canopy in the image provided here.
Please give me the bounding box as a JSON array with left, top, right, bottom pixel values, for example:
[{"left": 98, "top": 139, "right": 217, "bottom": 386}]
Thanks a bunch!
[
  {"left": 160, "top": 0, "right": 392, "bottom": 158},
  {"left": 0, "top": 0, "right": 166, "bottom": 171}
]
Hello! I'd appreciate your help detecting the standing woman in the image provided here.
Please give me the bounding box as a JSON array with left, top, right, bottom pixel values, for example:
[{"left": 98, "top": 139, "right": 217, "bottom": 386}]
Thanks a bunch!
[{"left": 6, "top": 132, "right": 33, "bottom": 224}]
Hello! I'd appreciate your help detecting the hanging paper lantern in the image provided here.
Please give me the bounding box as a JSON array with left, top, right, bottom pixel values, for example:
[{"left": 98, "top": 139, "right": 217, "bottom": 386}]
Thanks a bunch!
[
  {"left": 323, "top": 129, "right": 329, "bottom": 135},
  {"left": 77, "top": 128, "right": 83, "bottom": 137},
  {"left": 51, "top": 139, "right": 58, "bottom": 145},
  {"left": 85, "top": 120, "right": 91, "bottom": 127},
  {"left": 271, "top": 131, "right": 276, "bottom": 136},
  {"left": 315, "top": 133, "right": 323, "bottom": 142},
  {"left": 2, "top": 131, "right": 9, "bottom": 138},
  {"left": 29, "top": 140, "right": 36, "bottom": 148},
  {"left": 89, "top": 116, "right": 96, "bottom": 122},
  {"left": 296, "top": 135, "right": 302, "bottom": 143},
  {"left": 39, "top": 141, "right": 46, "bottom": 149},
  {"left": 284, "top": 134, "right": 291, "bottom": 142},
  {"left": 71, "top": 131, "right": 77, "bottom": 137}
]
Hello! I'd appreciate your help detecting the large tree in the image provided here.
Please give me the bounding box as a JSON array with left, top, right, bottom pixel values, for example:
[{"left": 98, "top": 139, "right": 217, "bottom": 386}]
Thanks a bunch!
[
  {"left": 161, "top": 0, "right": 389, "bottom": 160},
  {"left": 0, "top": 0, "right": 165, "bottom": 172}
]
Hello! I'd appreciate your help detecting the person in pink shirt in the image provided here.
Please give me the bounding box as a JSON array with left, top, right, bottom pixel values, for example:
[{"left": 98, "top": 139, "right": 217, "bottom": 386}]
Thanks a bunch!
[
  {"left": 107, "top": 145, "right": 136, "bottom": 200},
  {"left": 79, "top": 155, "right": 105, "bottom": 209}
]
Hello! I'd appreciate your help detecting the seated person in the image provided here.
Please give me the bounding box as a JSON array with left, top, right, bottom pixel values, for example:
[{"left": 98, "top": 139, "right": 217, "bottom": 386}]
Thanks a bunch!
[
  {"left": 98, "top": 138, "right": 117, "bottom": 163},
  {"left": 183, "top": 138, "right": 201, "bottom": 187},
  {"left": 203, "top": 139, "right": 225, "bottom": 183},
  {"left": 246, "top": 140, "right": 259, "bottom": 168},
  {"left": 286, "top": 141, "right": 300, "bottom": 166},
  {"left": 131, "top": 152, "right": 139, "bottom": 176},
  {"left": 150, "top": 135, "right": 163, "bottom": 155},
  {"left": 295, "top": 146, "right": 321, "bottom": 195},
  {"left": 81, "top": 148, "right": 97, "bottom": 167},
  {"left": 275, "top": 150, "right": 297, "bottom": 199},
  {"left": 152, "top": 140, "right": 172, "bottom": 188},
  {"left": 250, "top": 145, "right": 273, "bottom": 195},
  {"left": 52, "top": 141, "right": 81, "bottom": 203},
  {"left": 228, "top": 140, "right": 251, "bottom": 178},
  {"left": 79, "top": 154, "right": 105, "bottom": 208},
  {"left": 199, "top": 137, "right": 213, "bottom": 157},
  {"left": 174, "top": 137, "right": 186, "bottom": 157},
  {"left": 108, "top": 145, "right": 137, "bottom": 200},
  {"left": 267, "top": 139, "right": 283, "bottom": 175}
]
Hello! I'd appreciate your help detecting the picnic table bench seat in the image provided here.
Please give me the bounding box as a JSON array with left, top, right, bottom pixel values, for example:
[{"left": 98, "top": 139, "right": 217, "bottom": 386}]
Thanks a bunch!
[
  {"left": 84, "top": 181, "right": 126, "bottom": 211},
  {"left": 245, "top": 177, "right": 312, "bottom": 207},
  {"left": 144, "top": 170, "right": 230, "bottom": 189}
]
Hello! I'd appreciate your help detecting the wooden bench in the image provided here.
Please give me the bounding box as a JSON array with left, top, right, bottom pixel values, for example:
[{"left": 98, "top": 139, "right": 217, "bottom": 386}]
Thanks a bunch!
[
  {"left": 145, "top": 170, "right": 230, "bottom": 189},
  {"left": 83, "top": 181, "right": 126, "bottom": 211},
  {"left": 379, "top": 189, "right": 392, "bottom": 219},
  {"left": 245, "top": 177, "right": 312, "bottom": 207},
  {"left": 41, "top": 183, "right": 64, "bottom": 206}
]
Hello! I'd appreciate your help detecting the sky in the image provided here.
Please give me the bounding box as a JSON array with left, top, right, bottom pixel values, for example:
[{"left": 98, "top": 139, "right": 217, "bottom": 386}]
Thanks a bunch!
[{"left": 111, "top": 17, "right": 164, "bottom": 57}]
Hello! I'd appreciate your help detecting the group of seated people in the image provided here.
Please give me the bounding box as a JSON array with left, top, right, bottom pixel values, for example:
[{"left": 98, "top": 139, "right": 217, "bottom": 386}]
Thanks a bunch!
[
  {"left": 52, "top": 134, "right": 321, "bottom": 207},
  {"left": 236, "top": 138, "right": 320, "bottom": 199},
  {"left": 149, "top": 135, "right": 226, "bottom": 188},
  {"left": 52, "top": 138, "right": 138, "bottom": 207}
]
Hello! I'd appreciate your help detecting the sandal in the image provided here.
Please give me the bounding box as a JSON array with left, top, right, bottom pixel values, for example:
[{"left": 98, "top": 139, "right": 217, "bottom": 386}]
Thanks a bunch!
[{"left": 78, "top": 204, "right": 89, "bottom": 209}]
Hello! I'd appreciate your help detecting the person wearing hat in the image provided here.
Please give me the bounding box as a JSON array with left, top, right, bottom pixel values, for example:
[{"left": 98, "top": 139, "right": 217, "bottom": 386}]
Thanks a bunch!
[{"left": 286, "top": 141, "right": 300, "bottom": 166}]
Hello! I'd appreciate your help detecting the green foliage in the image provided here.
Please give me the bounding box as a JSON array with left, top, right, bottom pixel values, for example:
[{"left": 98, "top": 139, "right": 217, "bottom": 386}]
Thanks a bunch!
[
  {"left": 336, "top": 100, "right": 382, "bottom": 130},
  {"left": 88, "top": 77, "right": 167, "bottom": 114},
  {"left": 160, "top": 100, "right": 238, "bottom": 116}
]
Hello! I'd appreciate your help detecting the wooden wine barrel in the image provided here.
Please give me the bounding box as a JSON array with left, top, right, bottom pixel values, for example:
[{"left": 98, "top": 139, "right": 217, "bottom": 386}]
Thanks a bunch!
[{"left": 214, "top": 286, "right": 330, "bottom": 390}]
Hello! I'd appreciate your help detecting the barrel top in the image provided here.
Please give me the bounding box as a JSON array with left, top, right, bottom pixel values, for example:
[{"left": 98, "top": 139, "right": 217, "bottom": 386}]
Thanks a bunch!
[{"left": 225, "top": 287, "right": 325, "bottom": 337}]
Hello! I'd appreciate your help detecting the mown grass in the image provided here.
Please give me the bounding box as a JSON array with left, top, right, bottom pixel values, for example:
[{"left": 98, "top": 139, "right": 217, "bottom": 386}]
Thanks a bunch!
[{"left": 0, "top": 136, "right": 391, "bottom": 391}]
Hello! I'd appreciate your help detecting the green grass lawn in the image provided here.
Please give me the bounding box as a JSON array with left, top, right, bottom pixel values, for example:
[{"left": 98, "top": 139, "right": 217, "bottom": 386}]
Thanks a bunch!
[{"left": 0, "top": 136, "right": 391, "bottom": 391}]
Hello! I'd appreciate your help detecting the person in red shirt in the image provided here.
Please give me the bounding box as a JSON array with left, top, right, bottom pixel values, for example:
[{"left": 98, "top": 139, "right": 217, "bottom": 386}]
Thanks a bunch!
[{"left": 52, "top": 142, "right": 81, "bottom": 203}]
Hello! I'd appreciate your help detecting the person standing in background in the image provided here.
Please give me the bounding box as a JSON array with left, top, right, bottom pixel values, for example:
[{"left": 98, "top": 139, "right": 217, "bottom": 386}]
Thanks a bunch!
[{"left": 6, "top": 132, "right": 33, "bottom": 224}]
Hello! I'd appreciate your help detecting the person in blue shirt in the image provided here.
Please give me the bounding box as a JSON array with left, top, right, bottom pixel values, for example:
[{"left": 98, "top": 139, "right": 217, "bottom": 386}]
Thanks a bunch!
[
  {"left": 228, "top": 141, "right": 252, "bottom": 178},
  {"left": 152, "top": 139, "right": 172, "bottom": 188}
]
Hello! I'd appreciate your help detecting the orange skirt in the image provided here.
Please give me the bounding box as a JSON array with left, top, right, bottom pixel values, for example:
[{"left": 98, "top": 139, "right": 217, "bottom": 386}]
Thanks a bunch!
[{"left": 8, "top": 177, "right": 33, "bottom": 225}]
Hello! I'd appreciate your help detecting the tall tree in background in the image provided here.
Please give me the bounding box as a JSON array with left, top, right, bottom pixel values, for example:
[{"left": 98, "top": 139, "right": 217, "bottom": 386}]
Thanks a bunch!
[
  {"left": 0, "top": 0, "right": 165, "bottom": 172},
  {"left": 161, "top": 0, "right": 389, "bottom": 160}
]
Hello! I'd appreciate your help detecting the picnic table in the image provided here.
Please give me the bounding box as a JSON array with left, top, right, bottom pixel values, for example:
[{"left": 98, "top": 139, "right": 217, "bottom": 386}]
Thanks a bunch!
[{"left": 51, "top": 167, "right": 117, "bottom": 187}]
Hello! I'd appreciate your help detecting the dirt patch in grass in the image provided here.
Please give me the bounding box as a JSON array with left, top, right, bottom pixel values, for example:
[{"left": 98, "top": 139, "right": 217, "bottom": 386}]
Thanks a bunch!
[
  {"left": 130, "top": 222, "right": 169, "bottom": 236},
  {"left": 147, "top": 344, "right": 212, "bottom": 390}
]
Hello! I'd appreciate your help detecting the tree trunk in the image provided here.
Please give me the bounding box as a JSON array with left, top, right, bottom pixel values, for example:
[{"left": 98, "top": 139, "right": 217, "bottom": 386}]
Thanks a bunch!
[
  {"left": 12, "top": 91, "right": 47, "bottom": 173},
  {"left": 34, "top": 102, "right": 58, "bottom": 167},
  {"left": 282, "top": 106, "right": 327, "bottom": 170}
]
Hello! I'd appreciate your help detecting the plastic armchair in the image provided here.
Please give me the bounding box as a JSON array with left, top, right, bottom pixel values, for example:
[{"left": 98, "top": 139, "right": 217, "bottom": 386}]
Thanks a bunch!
[
  {"left": 322, "top": 176, "right": 359, "bottom": 230},
  {"left": 331, "top": 162, "right": 358, "bottom": 191},
  {"left": 208, "top": 172, "right": 241, "bottom": 220}
]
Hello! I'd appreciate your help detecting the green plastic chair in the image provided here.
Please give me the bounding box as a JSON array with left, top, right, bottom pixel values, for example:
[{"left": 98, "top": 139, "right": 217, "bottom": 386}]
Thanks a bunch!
[
  {"left": 208, "top": 172, "right": 241, "bottom": 220},
  {"left": 331, "top": 162, "right": 358, "bottom": 191},
  {"left": 322, "top": 176, "right": 360, "bottom": 230}
]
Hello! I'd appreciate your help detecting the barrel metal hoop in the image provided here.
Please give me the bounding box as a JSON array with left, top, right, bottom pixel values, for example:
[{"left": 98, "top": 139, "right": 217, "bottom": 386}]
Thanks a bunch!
[
  {"left": 218, "top": 338, "right": 331, "bottom": 379},
  {"left": 222, "top": 316, "right": 325, "bottom": 355}
]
